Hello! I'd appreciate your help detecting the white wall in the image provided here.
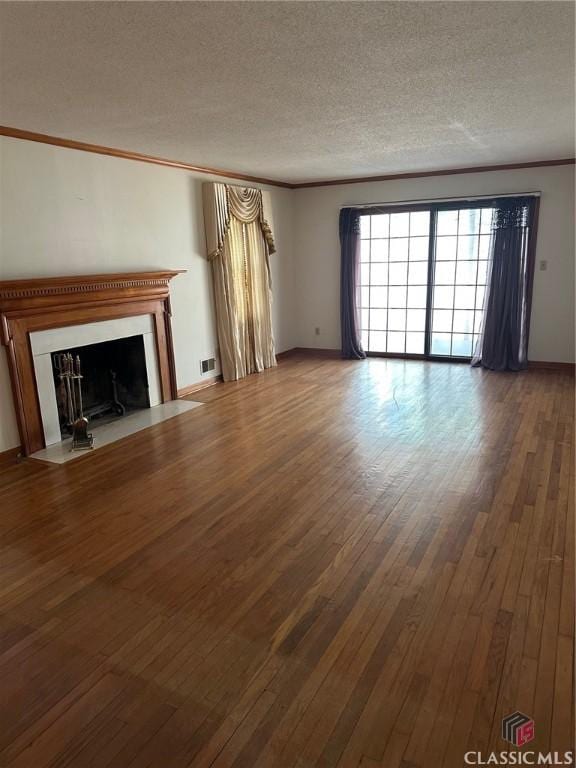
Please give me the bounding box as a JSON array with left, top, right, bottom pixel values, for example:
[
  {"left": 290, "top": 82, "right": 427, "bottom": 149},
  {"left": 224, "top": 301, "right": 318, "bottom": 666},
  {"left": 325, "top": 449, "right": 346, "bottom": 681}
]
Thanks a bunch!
[
  {"left": 0, "top": 137, "right": 295, "bottom": 452},
  {"left": 294, "top": 165, "right": 575, "bottom": 363}
]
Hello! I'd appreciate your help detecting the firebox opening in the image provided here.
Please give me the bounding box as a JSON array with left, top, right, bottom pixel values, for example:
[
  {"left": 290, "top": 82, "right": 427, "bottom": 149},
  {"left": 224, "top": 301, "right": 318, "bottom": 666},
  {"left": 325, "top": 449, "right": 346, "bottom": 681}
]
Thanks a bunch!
[{"left": 51, "top": 334, "right": 150, "bottom": 437}]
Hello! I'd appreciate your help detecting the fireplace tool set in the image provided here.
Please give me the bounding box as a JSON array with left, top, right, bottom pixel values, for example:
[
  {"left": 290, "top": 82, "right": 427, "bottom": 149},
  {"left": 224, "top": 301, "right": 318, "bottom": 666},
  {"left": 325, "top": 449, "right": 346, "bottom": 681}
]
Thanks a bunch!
[{"left": 53, "top": 353, "right": 94, "bottom": 451}]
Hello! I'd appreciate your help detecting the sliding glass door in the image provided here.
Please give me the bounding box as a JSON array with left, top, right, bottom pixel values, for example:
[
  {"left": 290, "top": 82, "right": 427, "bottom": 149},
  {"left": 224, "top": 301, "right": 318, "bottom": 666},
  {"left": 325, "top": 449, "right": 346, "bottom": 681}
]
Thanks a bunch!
[{"left": 359, "top": 202, "right": 494, "bottom": 360}]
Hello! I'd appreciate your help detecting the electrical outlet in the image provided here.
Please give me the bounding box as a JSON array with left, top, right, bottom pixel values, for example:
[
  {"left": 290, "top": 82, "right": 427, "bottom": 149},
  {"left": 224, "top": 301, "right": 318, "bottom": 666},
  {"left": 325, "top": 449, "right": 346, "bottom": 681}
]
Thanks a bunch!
[
  {"left": 539, "top": 260, "right": 548, "bottom": 271},
  {"left": 315, "top": 327, "right": 320, "bottom": 336}
]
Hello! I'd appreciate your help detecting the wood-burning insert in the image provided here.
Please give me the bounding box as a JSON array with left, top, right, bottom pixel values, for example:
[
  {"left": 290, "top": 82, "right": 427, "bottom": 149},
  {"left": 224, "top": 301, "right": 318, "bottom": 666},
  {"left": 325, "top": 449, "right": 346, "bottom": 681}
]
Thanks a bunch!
[{"left": 0, "top": 270, "right": 184, "bottom": 456}]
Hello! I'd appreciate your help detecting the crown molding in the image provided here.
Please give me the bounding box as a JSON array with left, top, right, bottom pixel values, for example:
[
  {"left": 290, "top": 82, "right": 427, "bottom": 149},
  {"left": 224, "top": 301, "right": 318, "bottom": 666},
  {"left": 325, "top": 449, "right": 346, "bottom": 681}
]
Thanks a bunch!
[
  {"left": 292, "top": 158, "right": 576, "bottom": 188},
  {"left": 1, "top": 125, "right": 574, "bottom": 189},
  {"left": 0, "top": 125, "right": 293, "bottom": 189}
]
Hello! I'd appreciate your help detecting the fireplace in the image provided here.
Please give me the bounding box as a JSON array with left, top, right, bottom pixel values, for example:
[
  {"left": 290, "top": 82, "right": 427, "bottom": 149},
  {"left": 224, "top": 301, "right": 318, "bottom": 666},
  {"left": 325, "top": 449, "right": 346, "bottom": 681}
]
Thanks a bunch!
[
  {"left": 51, "top": 334, "right": 151, "bottom": 436},
  {"left": 0, "top": 271, "right": 183, "bottom": 455},
  {"left": 30, "top": 313, "right": 164, "bottom": 446}
]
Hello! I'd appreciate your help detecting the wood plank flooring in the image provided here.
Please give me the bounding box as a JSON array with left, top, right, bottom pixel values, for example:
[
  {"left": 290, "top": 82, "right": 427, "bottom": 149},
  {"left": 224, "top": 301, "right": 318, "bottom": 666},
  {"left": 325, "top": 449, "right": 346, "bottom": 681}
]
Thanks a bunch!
[{"left": 0, "top": 353, "right": 573, "bottom": 767}]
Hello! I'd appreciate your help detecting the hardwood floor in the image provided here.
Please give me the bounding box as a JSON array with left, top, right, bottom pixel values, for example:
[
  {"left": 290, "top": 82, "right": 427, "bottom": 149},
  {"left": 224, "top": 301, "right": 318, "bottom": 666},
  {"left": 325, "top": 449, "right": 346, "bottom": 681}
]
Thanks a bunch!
[{"left": 0, "top": 353, "right": 573, "bottom": 767}]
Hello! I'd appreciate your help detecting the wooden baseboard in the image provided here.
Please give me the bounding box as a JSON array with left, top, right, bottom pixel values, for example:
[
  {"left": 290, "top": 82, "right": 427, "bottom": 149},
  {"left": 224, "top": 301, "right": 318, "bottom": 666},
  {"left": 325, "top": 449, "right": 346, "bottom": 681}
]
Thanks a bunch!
[
  {"left": 279, "top": 349, "right": 575, "bottom": 373},
  {"left": 0, "top": 446, "right": 21, "bottom": 466},
  {"left": 529, "top": 360, "right": 575, "bottom": 373},
  {"left": 279, "top": 347, "right": 342, "bottom": 359},
  {"left": 177, "top": 375, "right": 223, "bottom": 398},
  {"left": 275, "top": 349, "right": 295, "bottom": 361}
]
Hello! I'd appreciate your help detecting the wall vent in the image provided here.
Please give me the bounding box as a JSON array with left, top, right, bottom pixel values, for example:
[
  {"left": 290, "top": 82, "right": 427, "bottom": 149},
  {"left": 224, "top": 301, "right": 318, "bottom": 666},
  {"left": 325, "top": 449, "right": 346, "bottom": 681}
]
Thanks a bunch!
[{"left": 201, "top": 357, "right": 216, "bottom": 374}]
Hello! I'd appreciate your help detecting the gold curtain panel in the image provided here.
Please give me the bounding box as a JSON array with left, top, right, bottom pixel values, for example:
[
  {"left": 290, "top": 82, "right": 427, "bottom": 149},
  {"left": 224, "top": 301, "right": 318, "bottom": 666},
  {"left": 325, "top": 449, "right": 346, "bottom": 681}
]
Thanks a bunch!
[{"left": 203, "top": 182, "right": 277, "bottom": 382}]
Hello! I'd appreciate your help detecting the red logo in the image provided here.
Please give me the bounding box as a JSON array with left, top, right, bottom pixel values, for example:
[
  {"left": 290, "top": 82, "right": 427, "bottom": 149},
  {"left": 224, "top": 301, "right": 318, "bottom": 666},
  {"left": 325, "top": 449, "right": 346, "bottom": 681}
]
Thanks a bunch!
[{"left": 502, "top": 712, "right": 535, "bottom": 747}]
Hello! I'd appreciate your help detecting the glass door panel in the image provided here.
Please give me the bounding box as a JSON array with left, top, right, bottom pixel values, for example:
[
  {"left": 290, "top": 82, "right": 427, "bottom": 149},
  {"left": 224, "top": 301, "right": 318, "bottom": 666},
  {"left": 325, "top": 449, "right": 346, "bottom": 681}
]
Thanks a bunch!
[
  {"left": 430, "top": 207, "right": 493, "bottom": 358},
  {"left": 359, "top": 210, "right": 430, "bottom": 354}
]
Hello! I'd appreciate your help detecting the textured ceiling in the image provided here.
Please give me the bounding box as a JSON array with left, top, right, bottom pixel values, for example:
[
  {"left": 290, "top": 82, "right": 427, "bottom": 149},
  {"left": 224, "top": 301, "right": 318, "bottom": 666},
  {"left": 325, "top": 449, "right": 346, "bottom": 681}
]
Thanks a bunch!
[{"left": 0, "top": 1, "right": 574, "bottom": 183}]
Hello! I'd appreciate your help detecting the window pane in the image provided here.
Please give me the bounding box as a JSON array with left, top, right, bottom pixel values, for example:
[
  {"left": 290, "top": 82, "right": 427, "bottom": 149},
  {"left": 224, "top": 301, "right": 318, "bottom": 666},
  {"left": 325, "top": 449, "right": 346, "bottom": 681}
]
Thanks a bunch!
[
  {"left": 361, "top": 329, "right": 369, "bottom": 349},
  {"left": 407, "top": 309, "right": 426, "bottom": 331},
  {"left": 477, "top": 260, "right": 488, "bottom": 284},
  {"left": 457, "top": 235, "right": 479, "bottom": 260},
  {"left": 474, "top": 310, "right": 484, "bottom": 334},
  {"left": 361, "top": 308, "right": 369, "bottom": 328},
  {"left": 434, "top": 261, "right": 455, "bottom": 284},
  {"left": 360, "top": 263, "right": 371, "bottom": 285},
  {"left": 370, "top": 287, "right": 387, "bottom": 307},
  {"left": 433, "top": 309, "right": 453, "bottom": 332},
  {"left": 371, "top": 239, "right": 388, "bottom": 261},
  {"left": 433, "top": 286, "right": 454, "bottom": 309},
  {"left": 431, "top": 333, "right": 451, "bottom": 355},
  {"left": 453, "top": 310, "right": 474, "bottom": 333},
  {"left": 361, "top": 240, "right": 370, "bottom": 262},
  {"left": 459, "top": 208, "right": 481, "bottom": 235},
  {"left": 389, "top": 262, "right": 408, "bottom": 285},
  {"left": 437, "top": 210, "right": 458, "bottom": 236},
  {"left": 410, "top": 211, "right": 430, "bottom": 236},
  {"left": 408, "top": 261, "right": 428, "bottom": 285},
  {"left": 371, "top": 262, "right": 388, "bottom": 285},
  {"left": 476, "top": 285, "right": 486, "bottom": 309},
  {"left": 371, "top": 214, "right": 389, "bottom": 238},
  {"left": 409, "top": 236, "right": 429, "bottom": 261},
  {"left": 370, "top": 309, "right": 387, "bottom": 330},
  {"left": 387, "top": 331, "right": 406, "bottom": 353},
  {"left": 452, "top": 334, "right": 474, "bottom": 356},
  {"left": 389, "top": 212, "right": 410, "bottom": 237},
  {"left": 389, "top": 238, "right": 409, "bottom": 261},
  {"left": 454, "top": 285, "right": 476, "bottom": 309},
  {"left": 370, "top": 330, "right": 387, "bottom": 351},
  {"left": 388, "top": 309, "right": 406, "bottom": 331},
  {"left": 361, "top": 287, "right": 370, "bottom": 307},
  {"left": 388, "top": 286, "right": 407, "bottom": 307},
  {"left": 455, "top": 261, "right": 477, "bottom": 285},
  {"left": 360, "top": 216, "right": 370, "bottom": 239},
  {"left": 407, "top": 286, "right": 427, "bottom": 308},
  {"left": 478, "top": 235, "right": 491, "bottom": 260},
  {"left": 436, "top": 236, "right": 457, "bottom": 260},
  {"left": 480, "top": 208, "right": 494, "bottom": 234},
  {"left": 406, "top": 332, "right": 425, "bottom": 354}
]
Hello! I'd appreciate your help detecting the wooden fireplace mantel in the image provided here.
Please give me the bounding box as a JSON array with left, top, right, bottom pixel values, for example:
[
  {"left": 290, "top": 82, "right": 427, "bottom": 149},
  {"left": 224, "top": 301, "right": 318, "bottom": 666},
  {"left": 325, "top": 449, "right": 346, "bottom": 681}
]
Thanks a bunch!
[{"left": 0, "top": 270, "right": 184, "bottom": 456}]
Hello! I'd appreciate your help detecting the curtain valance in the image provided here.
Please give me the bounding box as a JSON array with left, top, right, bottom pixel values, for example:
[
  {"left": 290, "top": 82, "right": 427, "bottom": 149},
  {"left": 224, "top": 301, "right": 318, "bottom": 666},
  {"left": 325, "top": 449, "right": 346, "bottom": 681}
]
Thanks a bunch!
[{"left": 203, "top": 182, "right": 276, "bottom": 261}]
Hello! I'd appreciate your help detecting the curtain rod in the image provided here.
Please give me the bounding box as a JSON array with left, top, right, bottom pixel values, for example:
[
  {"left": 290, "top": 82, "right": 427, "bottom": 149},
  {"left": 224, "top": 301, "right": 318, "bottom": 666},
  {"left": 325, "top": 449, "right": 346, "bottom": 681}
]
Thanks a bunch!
[{"left": 341, "top": 191, "right": 541, "bottom": 210}]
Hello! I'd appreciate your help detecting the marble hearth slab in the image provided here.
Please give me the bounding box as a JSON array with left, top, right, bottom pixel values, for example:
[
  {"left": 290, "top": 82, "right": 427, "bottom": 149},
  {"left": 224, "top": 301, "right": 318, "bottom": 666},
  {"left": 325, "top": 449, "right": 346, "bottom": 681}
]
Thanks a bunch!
[{"left": 30, "top": 400, "right": 203, "bottom": 465}]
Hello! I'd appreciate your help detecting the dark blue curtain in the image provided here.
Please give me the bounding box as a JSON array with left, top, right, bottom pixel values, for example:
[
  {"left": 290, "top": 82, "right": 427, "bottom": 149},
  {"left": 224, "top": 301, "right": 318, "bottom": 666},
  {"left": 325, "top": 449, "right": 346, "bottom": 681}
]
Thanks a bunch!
[
  {"left": 340, "top": 208, "right": 366, "bottom": 359},
  {"left": 473, "top": 197, "right": 538, "bottom": 371}
]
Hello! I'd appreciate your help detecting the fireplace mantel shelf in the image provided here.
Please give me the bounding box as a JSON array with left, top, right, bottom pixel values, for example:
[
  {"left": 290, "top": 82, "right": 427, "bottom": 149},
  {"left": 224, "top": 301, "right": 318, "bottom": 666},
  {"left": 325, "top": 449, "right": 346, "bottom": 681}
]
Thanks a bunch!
[
  {"left": 0, "top": 270, "right": 185, "bottom": 313},
  {"left": 0, "top": 270, "right": 184, "bottom": 456}
]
